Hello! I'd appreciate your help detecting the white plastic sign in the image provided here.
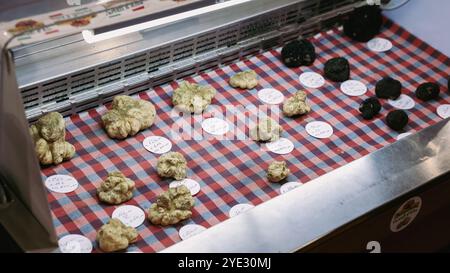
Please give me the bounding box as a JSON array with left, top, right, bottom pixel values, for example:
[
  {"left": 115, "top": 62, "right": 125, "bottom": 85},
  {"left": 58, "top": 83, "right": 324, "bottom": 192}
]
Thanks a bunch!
[
  {"left": 299, "top": 72, "right": 325, "bottom": 89},
  {"left": 367, "top": 38, "right": 393, "bottom": 52},
  {"left": 179, "top": 224, "right": 207, "bottom": 240},
  {"left": 58, "top": 234, "right": 92, "bottom": 253},
  {"left": 388, "top": 94, "right": 415, "bottom": 110},
  {"left": 202, "top": 118, "right": 230, "bottom": 136},
  {"left": 143, "top": 136, "right": 172, "bottom": 154},
  {"left": 265, "top": 138, "right": 294, "bottom": 155},
  {"left": 229, "top": 203, "right": 255, "bottom": 218},
  {"left": 305, "top": 121, "right": 334, "bottom": 139},
  {"left": 257, "top": 88, "right": 285, "bottom": 105},
  {"left": 340, "top": 80, "right": 367, "bottom": 96},
  {"left": 45, "top": 175, "right": 79, "bottom": 193},
  {"left": 112, "top": 205, "right": 146, "bottom": 228}
]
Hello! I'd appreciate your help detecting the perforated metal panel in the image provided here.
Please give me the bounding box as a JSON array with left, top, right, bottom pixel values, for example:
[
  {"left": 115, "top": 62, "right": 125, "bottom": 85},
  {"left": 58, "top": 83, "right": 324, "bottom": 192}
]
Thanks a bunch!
[{"left": 15, "top": 0, "right": 363, "bottom": 122}]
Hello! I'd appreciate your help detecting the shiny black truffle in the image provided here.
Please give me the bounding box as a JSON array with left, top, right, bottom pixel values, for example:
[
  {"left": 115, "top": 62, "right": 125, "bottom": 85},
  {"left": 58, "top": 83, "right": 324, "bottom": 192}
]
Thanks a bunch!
[
  {"left": 344, "top": 5, "right": 383, "bottom": 42},
  {"left": 386, "top": 110, "right": 408, "bottom": 131},
  {"left": 359, "top": 97, "right": 382, "bottom": 120},
  {"left": 415, "top": 82, "right": 440, "bottom": 101},
  {"left": 281, "top": 39, "right": 316, "bottom": 68},
  {"left": 324, "top": 57, "right": 350, "bottom": 82},
  {"left": 375, "top": 77, "right": 402, "bottom": 100}
]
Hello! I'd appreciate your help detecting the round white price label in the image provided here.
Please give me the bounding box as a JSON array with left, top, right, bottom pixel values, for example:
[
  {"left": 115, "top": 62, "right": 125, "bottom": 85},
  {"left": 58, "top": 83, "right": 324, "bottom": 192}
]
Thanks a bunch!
[
  {"left": 45, "top": 175, "right": 79, "bottom": 194},
  {"left": 299, "top": 72, "right": 325, "bottom": 89},
  {"left": 229, "top": 203, "right": 255, "bottom": 218},
  {"left": 305, "top": 121, "right": 334, "bottom": 139},
  {"left": 396, "top": 132, "right": 412, "bottom": 141},
  {"left": 437, "top": 104, "right": 450, "bottom": 119},
  {"left": 390, "top": 196, "right": 422, "bottom": 232},
  {"left": 280, "top": 182, "right": 303, "bottom": 194},
  {"left": 367, "top": 38, "right": 393, "bottom": 52},
  {"left": 340, "top": 80, "right": 367, "bottom": 96},
  {"left": 58, "top": 234, "right": 92, "bottom": 253},
  {"left": 257, "top": 88, "right": 285, "bottom": 105},
  {"left": 179, "top": 224, "right": 207, "bottom": 240},
  {"left": 143, "top": 136, "right": 172, "bottom": 154},
  {"left": 126, "top": 250, "right": 143, "bottom": 253},
  {"left": 169, "top": 179, "right": 201, "bottom": 196},
  {"left": 202, "top": 118, "right": 230, "bottom": 136},
  {"left": 112, "top": 205, "right": 146, "bottom": 228},
  {"left": 265, "top": 138, "right": 295, "bottom": 155},
  {"left": 388, "top": 94, "right": 415, "bottom": 110}
]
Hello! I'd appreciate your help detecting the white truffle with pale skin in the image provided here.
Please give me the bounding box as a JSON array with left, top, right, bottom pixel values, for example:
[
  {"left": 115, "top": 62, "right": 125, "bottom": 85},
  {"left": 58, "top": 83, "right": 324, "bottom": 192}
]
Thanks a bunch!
[
  {"left": 267, "top": 161, "right": 290, "bottom": 183},
  {"left": 283, "top": 90, "right": 311, "bottom": 117},
  {"left": 97, "top": 171, "right": 135, "bottom": 205},
  {"left": 147, "top": 185, "right": 195, "bottom": 226},
  {"left": 102, "top": 95, "right": 156, "bottom": 139},
  {"left": 172, "top": 81, "right": 216, "bottom": 114},
  {"left": 96, "top": 218, "right": 138, "bottom": 252},
  {"left": 229, "top": 70, "right": 258, "bottom": 89},
  {"left": 29, "top": 112, "right": 75, "bottom": 165},
  {"left": 249, "top": 117, "right": 282, "bottom": 142},
  {"left": 156, "top": 152, "right": 188, "bottom": 180}
]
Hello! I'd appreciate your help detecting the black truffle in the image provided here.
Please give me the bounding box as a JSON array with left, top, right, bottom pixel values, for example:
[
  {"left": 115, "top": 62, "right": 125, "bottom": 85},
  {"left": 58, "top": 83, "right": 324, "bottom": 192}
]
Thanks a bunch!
[
  {"left": 359, "top": 97, "right": 382, "bottom": 120},
  {"left": 375, "top": 77, "right": 402, "bottom": 100},
  {"left": 281, "top": 39, "right": 316, "bottom": 68},
  {"left": 324, "top": 57, "right": 350, "bottom": 82},
  {"left": 386, "top": 110, "right": 408, "bottom": 131},
  {"left": 344, "top": 5, "right": 383, "bottom": 42},
  {"left": 415, "top": 82, "right": 440, "bottom": 101}
]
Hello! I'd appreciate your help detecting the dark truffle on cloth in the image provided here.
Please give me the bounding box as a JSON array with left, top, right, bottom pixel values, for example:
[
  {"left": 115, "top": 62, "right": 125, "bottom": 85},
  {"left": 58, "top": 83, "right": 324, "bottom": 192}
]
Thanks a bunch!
[
  {"left": 281, "top": 39, "right": 316, "bottom": 68},
  {"left": 386, "top": 110, "right": 409, "bottom": 131},
  {"left": 359, "top": 97, "right": 382, "bottom": 120},
  {"left": 344, "top": 5, "right": 383, "bottom": 42},
  {"left": 324, "top": 57, "right": 350, "bottom": 82},
  {"left": 375, "top": 77, "right": 402, "bottom": 100},
  {"left": 415, "top": 82, "right": 440, "bottom": 101}
]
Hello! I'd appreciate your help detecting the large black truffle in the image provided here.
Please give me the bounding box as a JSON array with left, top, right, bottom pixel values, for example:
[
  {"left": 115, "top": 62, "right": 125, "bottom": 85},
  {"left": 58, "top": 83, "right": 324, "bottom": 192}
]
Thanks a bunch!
[
  {"left": 359, "top": 97, "right": 382, "bottom": 120},
  {"left": 281, "top": 39, "right": 316, "bottom": 68},
  {"left": 386, "top": 110, "right": 408, "bottom": 131},
  {"left": 375, "top": 77, "right": 402, "bottom": 100},
  {"left": 344, "top": 5, "right": 383, "bottom": 42},
  {"left": 324, "top": 57, "right": 350, "bottom": 82},
  {"left": 415, "top": 82, "right": 440, "bottom": 101}
]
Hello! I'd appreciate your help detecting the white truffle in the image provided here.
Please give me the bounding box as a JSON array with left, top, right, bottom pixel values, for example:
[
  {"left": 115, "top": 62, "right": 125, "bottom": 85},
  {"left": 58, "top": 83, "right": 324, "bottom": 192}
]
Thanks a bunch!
[
  {"left": 97, "top": 172, "right": 135, "bottom": 205},
  {"left": 229, "top": 70, "right": 258, "bottom": 89},
  {"left": 172, "top": 81, "right": 216, "bottom": 114},
  {"left": 147, "top": 185, "right": 195, "bottom": 226},
  {"left": 29, "top": 112, "right": 75, "bottom": 165},
  {"left": 96, "top": 218, "right": 138, "bottom": 252},
  {"left": 282, "top": 90, "right": 311, "bottom": 117},
  {"left": 156, "top": 152, "right": 188, "bottom": 180},
  {"left": 267, "top": 161, "right": 290, "bottom": 183},
  {"left": 102, "top": 95, "right": 156, "bottom": 139},
  {"left": 249, "top": 117, "right": 282, "bottom": 142}
]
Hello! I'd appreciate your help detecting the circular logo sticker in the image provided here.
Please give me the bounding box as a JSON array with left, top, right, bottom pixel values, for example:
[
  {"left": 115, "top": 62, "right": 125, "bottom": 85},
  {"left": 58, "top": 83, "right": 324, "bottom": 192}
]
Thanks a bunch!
[
  {"left": 143, "top": 136, "right": 172, "bottom": 154},
  {"left": 179, "top": 224, "right": 207, "bottom": 240},
  {"left": 45, "top": 175, "right": 79, "bottom": 194},
  {"left": 265, "top": 138, "right": 295, "bottom": 155},
  {"left": 257, "top": 88, "right": 285, "bottom": 105},
  {"left": 388, "top": 94, "right": 415, "bottom": 110},
  {"left": 58, "top": 234, "right": 93, "bottom": 253},
  {"left": 112, "top": 205, "right": 146, "bottom": 228},
  {"left": 340, "top": 80, "right": 367, "bottom": 96},
  {"left": 367, "top": 38, "right": 393, "bottom": 52},
  {"left": 299, "top": 72, "right": 325, "bottom": 89},
  {"left": 390, "top": 196, "right": 422, "bottom": 232},
  {"left": 437, "top": 104, "right": 450, "bottom": 119},
  {"left": 305, "top": 121, "right": 334, "bottom": 139},
  {"left": 169, "top": 179, "right": 201, "bottom": 196},
  {"left": 202, "top": 118, "right": 230, "bottom": 136},
  {"left": 229, "top": 203, "right": 255, "bottom": 218}
]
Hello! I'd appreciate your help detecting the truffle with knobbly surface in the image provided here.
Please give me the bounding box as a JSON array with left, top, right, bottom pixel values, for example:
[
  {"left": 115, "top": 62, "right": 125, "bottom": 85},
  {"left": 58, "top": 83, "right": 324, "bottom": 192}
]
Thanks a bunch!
[
  {"left": 249, "top": 117, "right": 282, "bottom": 142},
  {"left": 156, "top": 152, "right": 188, "bottom": 180},
  {"left": 283, "top": 90, "right": 311, "bottom": 117},
  {"left": 229, "top": 70, "right": 258, "bottom": 89},
  {"left": 172, "top": 81, "right": 216, "bottom": 114},
  {"left": 96, "top": 218, "right": 138, "bottom": 252},
  {"left": 375, "top": 77, "right": 402, "bottom": 100},
  {"left": 324, "top": 57, "right": 350, "bottom": 82},
  {"left": 281, "top": 39, "right": 316, "bottom": 68},
  {"left": 97, "top": 171, "right": 135, "bottom": 205},
  {"left": 267, "top": 161, "right": 290, "bottom": 183}
]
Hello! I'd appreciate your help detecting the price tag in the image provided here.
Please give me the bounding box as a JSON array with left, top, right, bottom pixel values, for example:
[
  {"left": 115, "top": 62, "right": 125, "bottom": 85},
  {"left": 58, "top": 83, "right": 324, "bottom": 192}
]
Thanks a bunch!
[
  {"left": 340, "top": 80, "right": 367, "bottom": 96},
  {"left": 388, "top": 94, "right": 415, "bottom": 110},
  {"left": 143, "top": 136, "right": 172, "bottom": 154},
  {"left": 58, "top": 234, "right": 92, "bottom": 253},
  {"left": 367, "top": 38, "right": 393, "bottom": 52},
  {"left": 112, "top": 205, "right": 145, "bottom": 228},
  {"left": 299, "top": 72, "right": 325, "bottom": 89},
  {"left": 280, "top": 182, "right": 303, "bottom": 194},
  {"left": 437, "top": 104, "right": 450, "bottom": 119},
  {"left": 179, "top": 224, "right": 207, "bottom": 240},
  {"left": 257, "top": 88, "right": 285, "bottom": 105},
  {"left": 45, "top": 175, "right": 79, "bottom": 194},
  {"left": 169, "top": 179, "right": 201, "bottom": 196},
  {"left": 202, "top": 118, "right": 230, "bottom": 136},
  {"left": 229, "top": 203, "right": 255, "bottom": 218},
  {"left": 305, "top": 121, "right": 334, "bottom": 139},
  {"left": 265, "top": 138, "right": 294, "bottom": 155},
  {"left": 396, "top": 132, "right": 412, "bottom": 141}
]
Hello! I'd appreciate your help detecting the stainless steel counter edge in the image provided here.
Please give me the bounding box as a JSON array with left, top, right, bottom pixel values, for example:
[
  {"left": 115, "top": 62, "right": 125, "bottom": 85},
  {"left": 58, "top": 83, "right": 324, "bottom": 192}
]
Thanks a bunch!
[{"left": 162, "top": 118, "right": 450, "bottom": 253}]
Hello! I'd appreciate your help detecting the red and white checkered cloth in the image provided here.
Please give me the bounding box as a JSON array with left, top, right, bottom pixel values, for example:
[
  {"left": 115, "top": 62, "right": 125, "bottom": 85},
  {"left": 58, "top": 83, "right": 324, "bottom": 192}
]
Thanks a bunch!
[{"left": 41, "top": 19, "right": 450, "bottom": 253}]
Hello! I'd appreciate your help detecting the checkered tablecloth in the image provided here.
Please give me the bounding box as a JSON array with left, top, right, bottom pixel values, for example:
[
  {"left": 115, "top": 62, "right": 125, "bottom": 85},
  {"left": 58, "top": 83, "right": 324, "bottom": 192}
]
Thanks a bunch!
[{"left": 41, "top": 19, "right": 450, "bottom": 253}]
